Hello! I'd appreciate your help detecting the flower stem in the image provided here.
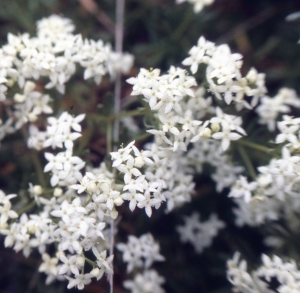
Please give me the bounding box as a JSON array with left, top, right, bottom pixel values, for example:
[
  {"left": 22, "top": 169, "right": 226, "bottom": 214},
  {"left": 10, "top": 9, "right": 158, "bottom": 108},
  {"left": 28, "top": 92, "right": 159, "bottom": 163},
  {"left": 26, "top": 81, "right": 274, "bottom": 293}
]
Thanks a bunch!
[
  {"left": 31, "top": 149, "right": 47, "bottom": 188},
  {"left": 237, "top": 144, "right": 257, "bottom": 180},
  {"left": 110, "top": 0, "right": 125, "bottom": 292},
  {"left": 107, "top": 122, "right": 113, "bottom": 154},
  {"left": 83, "top": 194, "right": 93, "bottom": 207},
  {"left": 171, "top": 8, "right": 194, "bottom": 41},
  {"left": 17, "top": 200, "right": 36, "bottom": 215},
  {"left": 236, "top": 139, "right": 273, "bottom": 154},
  {"left": 84, "top": 256, "right": 95, "bottom": 266}
]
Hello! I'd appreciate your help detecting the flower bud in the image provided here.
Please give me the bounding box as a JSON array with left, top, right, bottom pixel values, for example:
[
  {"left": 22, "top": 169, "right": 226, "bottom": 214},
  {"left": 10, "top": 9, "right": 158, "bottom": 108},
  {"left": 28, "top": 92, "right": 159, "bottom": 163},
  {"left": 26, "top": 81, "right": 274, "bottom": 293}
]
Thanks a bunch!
[
  {"left": 110, "top": 209, "right": 118, "bottom": 219},
  {"left": 87, "top": 181, "right": 97, "bottom": 194},
  {"left": 114, "top": 197, "right": 124, "bottom": 206},
  {"left": 28, "top": 113, "right": 38, "bottom": 122},
  {"left": 25, "top": 81, "right": 36, "bottom": 91},
  {"left": 257, "top": 174, "right": 272, "bottom": 187},
  {"left": 134, "top": 157, "right": 144, "bottom": 168},
  {"left": 28, "top": 224, "right": 36, "bottom": 234},
  {"left": 90, "top": 268, "right": 100, "bottom": 278},
  {"left": 6, "top": 79, "right": 14, "bottom": 87},
  {"left": 56, "top": 251, "right": 64, "bottom": 259},
  {"left": 202, "top": 127, "right": 212, "bottom": 138},
  {"left": 4, "top": 234, "right": 14, "bottom": 247},
  {"left": 0, "top": 222, "right": 8, "bottom": 230},
  {"left": 211, "top": 123, "right": 220, "bottom": 133},
  {"left": 54, "top": 187, "right": 63, "bottom": 197},
  {"left": 14, "top": 93, "right": 26, "bottom": 103},
  {"left": 100, "top": 182, "right": 110, "bottom": 193},
  {"left": 33, "top": 185, "right": 43, "bottom": 195},
  {"left": 76, "top": 256, "right": 85, "bottom": 266}
]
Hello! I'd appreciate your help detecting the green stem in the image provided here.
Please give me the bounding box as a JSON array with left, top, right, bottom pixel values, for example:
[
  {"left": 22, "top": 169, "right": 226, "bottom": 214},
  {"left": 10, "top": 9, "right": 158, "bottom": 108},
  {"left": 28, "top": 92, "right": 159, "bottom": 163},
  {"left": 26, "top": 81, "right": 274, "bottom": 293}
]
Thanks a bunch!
[
  {"left": 134, "top": 132, "right": 152, "bottom": 142},
  {"left": 83, "top": 194, "right": 93, "bottom": 207},
  {"left": 236, "top": 139, "right": 272, "bottom": 154},
  {"left": 118, "top": 109, "right": 148, "bottom": 118},
  {"left": 121, "top": 95, "right": 140, "bottom": 109},
  {"left": 107, "top": 122, "right": 113, "bottom": 154},
  {"left": 89, "top": 108, "right": 149, "bottom": 125},
  {"left": 237, "top": 145, "right": 257, "bottom": 180},
  {"left": 76, "top": 125, "right": 94, "bottom": 155},
  {"left": 40, "top": 188, "right": 55, "bottom": 194},
  {"left": 85, "top": 256, "right": 95, "bottom": 266},
  {"left": 171, "top": 8, "right": 194, "bottom": 41},
  {"left": 31, "top": 150, "right": 47, "bottom": 187},
  {"left": 17, "top": 200, "right": 36, "bottom": 215}
]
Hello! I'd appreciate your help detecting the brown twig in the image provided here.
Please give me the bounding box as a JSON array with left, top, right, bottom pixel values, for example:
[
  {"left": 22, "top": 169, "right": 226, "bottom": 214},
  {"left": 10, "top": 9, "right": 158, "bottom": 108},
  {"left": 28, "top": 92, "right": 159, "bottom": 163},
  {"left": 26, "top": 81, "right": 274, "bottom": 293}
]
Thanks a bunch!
[{"left": 78, "top": 0, "right": 115, "bottom": 34}]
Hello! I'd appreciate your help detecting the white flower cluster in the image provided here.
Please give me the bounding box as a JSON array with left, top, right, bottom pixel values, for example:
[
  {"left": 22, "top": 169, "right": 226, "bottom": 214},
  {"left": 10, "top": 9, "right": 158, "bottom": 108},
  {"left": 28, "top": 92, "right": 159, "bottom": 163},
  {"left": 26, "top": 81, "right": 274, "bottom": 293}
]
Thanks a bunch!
[
  {"left": 128, "top": 58, "right": 247, "bottom": 158},
  {"left": 227, "top": 252, "right": 300, "bottom": 293},
  {"left": 125, "top": 38, "right": 251, "bottom": 213},
  {"left": 229, "top": 175, "right": 258, "bottom": 203},
  {"left": 13, "top": 80, "right": 53, "bottom": 129},
  {"left": 256, "top": 88, "right": 300, "bottom": 131},
  {"left": 1, "top": 176, "right": 113, "bottom": 288},
  {"left": 0, "top": 14, "right": 133, "bottom": 141},
  {"left": 124, "top": 270, "right": 165, "bottom": 293},
  {"left": 0, "top": 191, "right": 18, "bottom": 231},
  {"left": 110, "top": 141, "right": 165, "bottom": 216},
  {"left": 36, "top": 112, "right": 86, "bottom": 187},
  {"left": 117, "top": 233, "right": 165, "bottom": 293},
  {"left": 208, "top": 106, "right": 246, "bottom": 151},
  {"left": 110, "top": 138, "right": 197, "bottom": 213},
  {"left": 125, "top": 48, "right": 249, "bottom": 213},
  {"left": 275, "top": 115, "right": 300, "bottom": 147},
  {"left": 0, "top": 77, "right": 115, "bottom": 290},
  {"left": 227, "top": 252, "right": 273, "bottom": 293},
  {"left": 188, "top": 138, "right": 244, "bottom": 192},
  {"left": 176, "top": 212, "right": 225, "bottom": 253},
  {"left": 1, "top": 205, "right": 59, "bottom": 260},
  {"left": 182, "top": 36, "right": 267, "bottom": 110},
  {"left": 231, "top": 144, "right": 300, "bottom": 227},
  {"left": 2, "top": 8, "right": 300, "bottom": 292},
  {"left": 176, "top": 0, "right": 215, "bottom": 13},
  {"left": 117, "top": 233, "right": 165, "bottom": 273},
  {"left": 70, "top": 136, "right": 195, "bottom": 269},
  {"left": 71, "top": 165, "right": 122, "bottom": 220}
]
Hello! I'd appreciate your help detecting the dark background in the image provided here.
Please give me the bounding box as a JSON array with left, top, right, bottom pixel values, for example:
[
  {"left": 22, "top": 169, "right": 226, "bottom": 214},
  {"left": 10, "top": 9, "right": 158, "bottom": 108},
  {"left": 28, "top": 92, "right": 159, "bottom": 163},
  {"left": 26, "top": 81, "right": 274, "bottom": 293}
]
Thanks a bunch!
[{"left": 1, "top": 0, "right": 300, "bottom": 292}]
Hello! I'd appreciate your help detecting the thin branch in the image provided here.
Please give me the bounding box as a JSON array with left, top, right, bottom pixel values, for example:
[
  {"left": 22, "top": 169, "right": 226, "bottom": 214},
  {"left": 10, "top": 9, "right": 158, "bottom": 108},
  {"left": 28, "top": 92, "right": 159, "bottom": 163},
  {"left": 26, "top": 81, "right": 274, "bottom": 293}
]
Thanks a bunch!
[
  {"left": 236, "top": 139, "right": 273, "bottom": 154},
  {"left": 237, "top": 144, "right": 257, "bottom": 181},
  {"left": 115, "top": 0, "right": 125, "bottom": 54},
  {"left": 110, "top": 1, "right": 125, "bottom": 293},
  {"left": 78, "top": 0, "right": 115, "bottom": 34}
]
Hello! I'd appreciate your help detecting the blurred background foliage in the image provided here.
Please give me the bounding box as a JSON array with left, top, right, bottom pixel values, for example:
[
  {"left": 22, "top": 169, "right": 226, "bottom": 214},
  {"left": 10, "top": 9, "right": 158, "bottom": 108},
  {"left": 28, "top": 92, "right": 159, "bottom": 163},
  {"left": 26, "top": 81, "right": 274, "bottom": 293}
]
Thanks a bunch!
[{"left": 1, "top": 0, "right": 300, "bottom": 292}]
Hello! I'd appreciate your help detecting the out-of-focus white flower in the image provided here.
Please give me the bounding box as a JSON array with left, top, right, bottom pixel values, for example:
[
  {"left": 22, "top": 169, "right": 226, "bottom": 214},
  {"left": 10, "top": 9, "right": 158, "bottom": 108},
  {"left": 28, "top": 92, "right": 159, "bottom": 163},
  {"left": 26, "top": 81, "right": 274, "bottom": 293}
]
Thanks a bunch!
[
  {"left": 176, "top": 0, "right": 215, "bottom": 13},
  {"left": 177, "top": 212, "right": 225, "bottom": 253}
]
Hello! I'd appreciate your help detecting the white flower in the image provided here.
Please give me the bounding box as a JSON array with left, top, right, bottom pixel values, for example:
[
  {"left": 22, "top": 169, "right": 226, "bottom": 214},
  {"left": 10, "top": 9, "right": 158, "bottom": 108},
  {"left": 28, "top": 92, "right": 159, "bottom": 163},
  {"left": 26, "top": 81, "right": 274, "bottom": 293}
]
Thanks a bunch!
[
  {"left": 117, "top": 156, "right": 142, "bottom": 184},
  {"left": 212, "top": 125, "right": 242, "bottom": 151},
  {"left": 229, "top": 176, "right": 257, "bottom": 203},
  {"left": 39, "top": 253, "right": 58, "bottom": 276},
  {"left": 275, "top": 122, "right": 299, "bottom": 144},
  {"left": 110, "top": 140, "right": 135, "bottom": 167},
  {"left": 58, "top": 254, "right": 79, "bottom": 275},
  {"left": 182, "top": 36, "right": 214, "bottom": 72},
  {"left": 117, "top": 233, "right": 164, "bottom": 273},
  {"left": 177, "top": 212, "right": 225, "bottom": 253},
  {"left": 92, "top": 247, "right": 113, "bottom": 273},
  {"left": 121, "top": 190, "right": 145, "bottom": 211},
  {"left": 124, "top": 270, "right": 165, "bottom": 293},
  {"left": 66, "top": 273, "right": 92, "bottom": 290},
  {"left": 0, "top": 201, "right": 18, "bottom": 225}
]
